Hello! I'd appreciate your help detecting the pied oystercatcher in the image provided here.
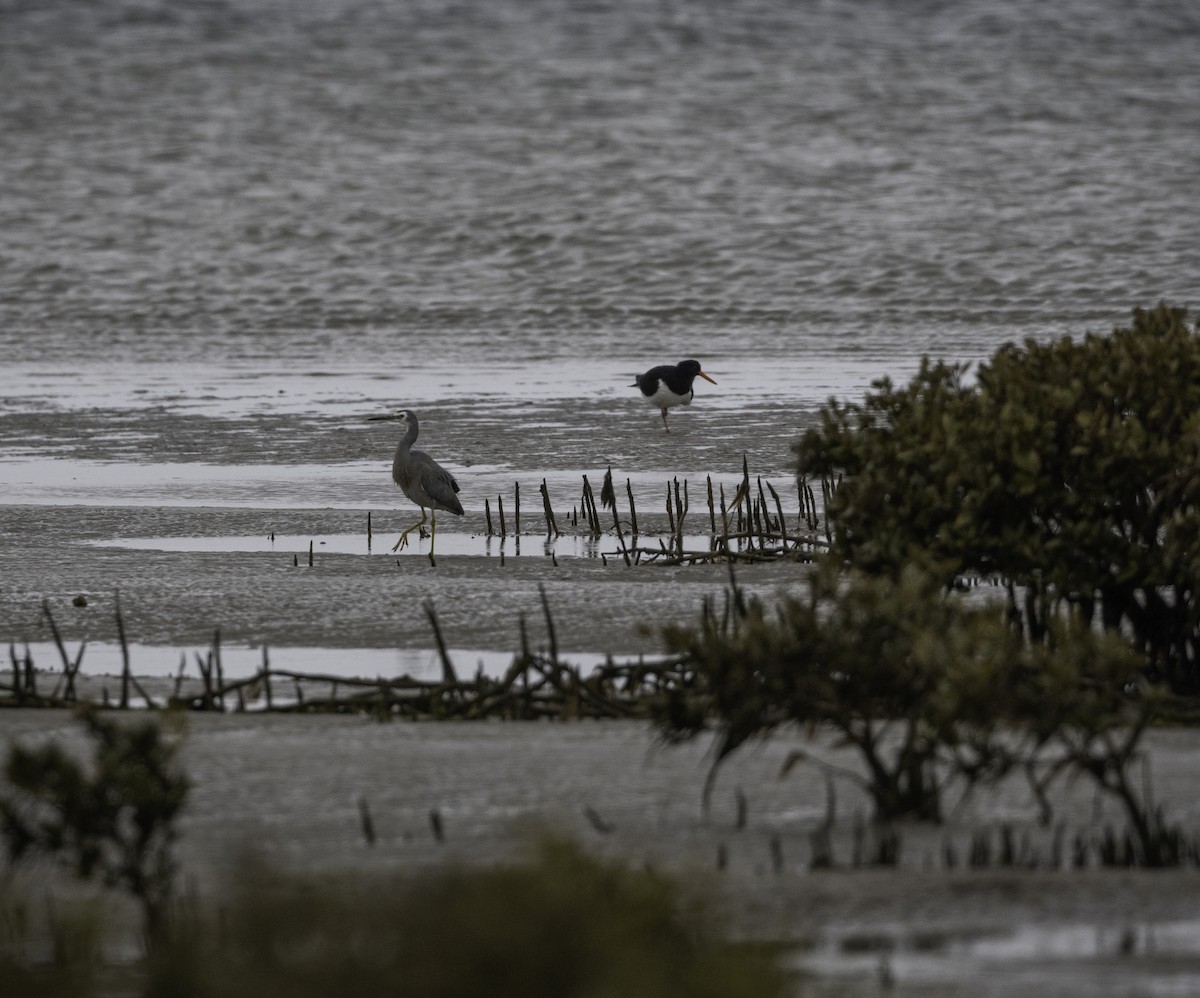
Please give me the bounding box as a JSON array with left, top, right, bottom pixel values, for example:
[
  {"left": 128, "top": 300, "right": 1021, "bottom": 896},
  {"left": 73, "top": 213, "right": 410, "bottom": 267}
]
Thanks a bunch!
[{"left": 630, "top": 359, "right": 717, "bottom": 432}]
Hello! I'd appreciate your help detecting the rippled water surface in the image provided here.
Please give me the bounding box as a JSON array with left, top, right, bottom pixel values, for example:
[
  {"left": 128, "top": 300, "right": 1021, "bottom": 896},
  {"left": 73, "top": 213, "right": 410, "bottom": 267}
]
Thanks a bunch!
[{"left": 3, "top": 0, "right": 1198, "bottom": 461}]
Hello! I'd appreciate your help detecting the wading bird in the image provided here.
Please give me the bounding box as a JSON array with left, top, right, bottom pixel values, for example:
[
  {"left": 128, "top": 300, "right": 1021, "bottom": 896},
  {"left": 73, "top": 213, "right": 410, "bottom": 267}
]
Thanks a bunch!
[
  {"left": 368, "top": 409, "right": 463, "bottom": 557},
  {"left": 630, "top": 359, "right": 717, "bottom": 432}
]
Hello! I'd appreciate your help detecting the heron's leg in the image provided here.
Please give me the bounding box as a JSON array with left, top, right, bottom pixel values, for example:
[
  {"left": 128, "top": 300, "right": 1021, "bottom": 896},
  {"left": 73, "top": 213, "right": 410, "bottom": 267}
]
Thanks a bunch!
[
  {"left": 392, "top": 508, "right": 429, "bottom": 551},
  {"left": 660, "top": 407, "right": 671, "bottom": 433},
  {"left": 428, "top": 510, "right": 438, "bottom": 560}
]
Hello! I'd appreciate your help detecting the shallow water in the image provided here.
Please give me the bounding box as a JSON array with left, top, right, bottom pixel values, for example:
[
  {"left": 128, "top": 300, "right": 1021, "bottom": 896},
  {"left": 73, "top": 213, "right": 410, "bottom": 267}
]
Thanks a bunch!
[
  {"left": 4, "top": 0, "right": 1197, "bottom": 370},
  {"left": 3, "top": 0, "right": 1198, "bottom": 467},
  {"left": 89, "top": 528, "right": 745, "bottom": 558},
  {"left": 7, "top": 638, "right": 562, "bottom": 681}
]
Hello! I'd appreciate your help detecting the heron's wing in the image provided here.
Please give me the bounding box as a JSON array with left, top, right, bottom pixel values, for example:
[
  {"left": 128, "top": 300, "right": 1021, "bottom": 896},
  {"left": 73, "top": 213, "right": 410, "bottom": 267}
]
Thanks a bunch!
[{"left": 421, "top": 464, "right": 464, "bottom": 514}]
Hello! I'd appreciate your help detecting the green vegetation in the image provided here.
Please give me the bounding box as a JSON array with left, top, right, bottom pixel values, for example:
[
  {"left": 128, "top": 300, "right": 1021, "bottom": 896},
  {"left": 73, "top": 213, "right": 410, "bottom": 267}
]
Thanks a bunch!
[
  {"left": 152, "top": 838, "right": 784, "bottom": 998},
  {"left": 659, "top": 565, "right": 1014, "bottom": 822},
  {"left": 1, "top": 837, "right": 787, "bottom": 998},
  {"left": 0, "top": 711, "right": 786, "bottom": 997},
  {"left": 657, "top": 566, "right": 1158, "bottom": 835},
  {"left": 0, "top": 707, "right": 189, "bottom": 942},
  {"left": 0, "top": 884, "right": 111, "bottom": 998},
  {"left": 796, "top": 303, "right": 1200, "bottom": 692}
]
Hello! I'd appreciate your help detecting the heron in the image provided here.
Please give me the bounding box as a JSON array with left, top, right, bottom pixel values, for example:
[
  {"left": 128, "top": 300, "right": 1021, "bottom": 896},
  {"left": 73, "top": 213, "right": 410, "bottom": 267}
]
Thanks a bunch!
[
  {"left": 630, "top": 359, "right": 717, "bottom": 432},
  {"left": 368, "top": 409, "right": 463, "bottom": 556}
]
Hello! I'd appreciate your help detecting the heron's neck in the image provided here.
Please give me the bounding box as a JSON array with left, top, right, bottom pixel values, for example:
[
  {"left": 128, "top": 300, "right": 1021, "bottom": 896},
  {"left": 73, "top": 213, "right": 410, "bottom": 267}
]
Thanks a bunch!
[{"left": 396, "top": 423, "right": 418, "bottom": 456}]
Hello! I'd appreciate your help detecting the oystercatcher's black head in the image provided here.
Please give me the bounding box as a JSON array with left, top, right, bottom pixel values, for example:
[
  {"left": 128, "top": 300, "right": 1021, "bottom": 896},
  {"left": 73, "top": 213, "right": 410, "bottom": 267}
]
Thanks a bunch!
[
  {"left": 669, "top": 359, "right": 717, "bottom": 392},
  {"left": 631, "top": 359, "right": 718, "bottom": 394},
  {"left": 679, "top": 359, "right": 716, "bottom": 382}
]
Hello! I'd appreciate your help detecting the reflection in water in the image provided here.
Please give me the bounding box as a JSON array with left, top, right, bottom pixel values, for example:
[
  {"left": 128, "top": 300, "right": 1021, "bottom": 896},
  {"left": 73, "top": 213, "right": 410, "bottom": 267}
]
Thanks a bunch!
[
  {"left": 90, "top": 530, "right": 742, "bottom": 559},
  {"left": 795, "top": 918, "right": 1200, "bottom": 996},
  {"left": 7, "top": 640, "right": 611, "bottom": 681}
]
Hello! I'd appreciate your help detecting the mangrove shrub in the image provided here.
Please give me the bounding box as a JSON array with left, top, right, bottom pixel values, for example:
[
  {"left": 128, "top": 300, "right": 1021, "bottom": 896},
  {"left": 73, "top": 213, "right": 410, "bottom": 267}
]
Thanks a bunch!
[
  {"left": 660, "top": 566, "right": 1027, "bottom": 822},
  {"left": 796, "top": 304, "right": 1200, "bottom": 691},
  {"left": 657, "top": 568, "right": 1154, "bottom": 834}
]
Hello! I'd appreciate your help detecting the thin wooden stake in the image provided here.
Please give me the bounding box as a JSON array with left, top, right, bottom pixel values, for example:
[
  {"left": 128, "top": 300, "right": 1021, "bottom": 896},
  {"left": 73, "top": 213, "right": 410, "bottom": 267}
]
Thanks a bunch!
[
  {"left": 197, "top": 651, "right": 213, "bottom": 710},
  {"left": 540, "top": 479, "right": 560, "bottom": 537},
  {"left": 41, "top": 598, "right": 71, "bottom": 675},
  {"left": 766, "top": 480, "right": 789, "bottom": 547},
  {"left": 719, "top": 483, "right": 731, "bottom": 551},
  {"left": 213, "top": 628, "right": 225, "bottom": 711},
  {"left": 66, "top": 641, "right": 85, "bottom": 704},
  {"left": 23, "top": 648, "right": 35, "bottom": 700},
  {"left": 610, "top": 495, "right": 631, "bottom": 567},
  {"left": 359, "top": 796, "right": 376, "bottom": 846},
  {"left": 115, "top": 591, "right": 131, "bottom": 709},
  {"left": 821, "top": 475, "right": 834, "bottom": 543},
  {"left": 581, "top": 475, "right": 601, "bottom": 536},
  {"left": 673, "top": 478, "right": 685, "bottom": 556},
  {"left": 262, "top": 646, "right": 273, "bottom": 710},
  {"left": 539, "top": 584, "right": 559, "bottom": 670},
  {"left": 424, "top": 601, "right": 457, "bottom": 684}
]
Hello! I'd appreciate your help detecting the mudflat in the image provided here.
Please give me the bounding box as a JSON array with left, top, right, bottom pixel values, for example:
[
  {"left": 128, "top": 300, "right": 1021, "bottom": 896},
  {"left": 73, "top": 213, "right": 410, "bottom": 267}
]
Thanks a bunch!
[
  {"left": 2, "top": 710, "right": 1200, "bottom": 997},
  {"left": 0, "top": 502, "right": 805, "bottom": 660}
]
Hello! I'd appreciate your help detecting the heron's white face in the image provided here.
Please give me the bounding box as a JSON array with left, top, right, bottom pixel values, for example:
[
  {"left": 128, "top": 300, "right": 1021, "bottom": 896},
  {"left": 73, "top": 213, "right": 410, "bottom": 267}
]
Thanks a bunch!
[{"left": 368, "top": 408, "right": 412, "bottom": 427}]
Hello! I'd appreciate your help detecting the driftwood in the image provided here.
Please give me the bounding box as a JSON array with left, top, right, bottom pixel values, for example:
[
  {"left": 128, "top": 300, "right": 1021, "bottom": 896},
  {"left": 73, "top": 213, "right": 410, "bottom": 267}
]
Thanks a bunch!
[
  {"left": 2, "top": 590, "right": 694, "bottom": 719},
  {"left": 1, "top": 643, "right": 692, "bottom": 720}
]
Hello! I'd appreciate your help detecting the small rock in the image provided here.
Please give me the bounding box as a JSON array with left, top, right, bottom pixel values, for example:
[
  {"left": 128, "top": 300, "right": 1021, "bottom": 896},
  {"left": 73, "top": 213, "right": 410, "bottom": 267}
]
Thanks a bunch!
[{"left": 73, "top": 594, "right": 88, "bottom": 607}]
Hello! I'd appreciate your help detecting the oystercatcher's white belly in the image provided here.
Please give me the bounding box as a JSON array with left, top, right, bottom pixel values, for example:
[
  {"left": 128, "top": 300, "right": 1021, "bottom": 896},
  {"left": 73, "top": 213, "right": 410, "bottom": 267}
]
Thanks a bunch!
[{"left": 644, "top": 384, "right": 692, "bottom": 409}]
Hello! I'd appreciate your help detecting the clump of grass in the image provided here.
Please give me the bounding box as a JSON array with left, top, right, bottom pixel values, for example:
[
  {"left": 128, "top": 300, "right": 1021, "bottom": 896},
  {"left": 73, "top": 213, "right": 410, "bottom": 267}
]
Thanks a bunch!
[
  {"left": 0, "top": 881, "right": 111, "bottom": 998},
  {"left": 3, "top": 838, "right": 786, "bottom": 998},
  {"left": 142, "top": 837, "right": 785, "bottom": 998}
]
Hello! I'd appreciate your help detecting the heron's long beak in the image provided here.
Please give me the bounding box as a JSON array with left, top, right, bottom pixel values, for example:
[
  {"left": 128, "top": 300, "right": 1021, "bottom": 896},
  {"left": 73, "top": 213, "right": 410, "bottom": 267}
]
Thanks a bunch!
[
  {"left": 367, "top": 413, "right": 400, "bottom": 422},
  {"left": 698, "top": 370, "right": 717, "bottom": 385}
]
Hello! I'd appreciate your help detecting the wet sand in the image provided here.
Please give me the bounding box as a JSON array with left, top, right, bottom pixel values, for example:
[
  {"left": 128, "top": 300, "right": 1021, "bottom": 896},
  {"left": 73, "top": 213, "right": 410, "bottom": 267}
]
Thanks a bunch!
[{"left": 0, "top": 502, "right": 806, "bottom": 660}]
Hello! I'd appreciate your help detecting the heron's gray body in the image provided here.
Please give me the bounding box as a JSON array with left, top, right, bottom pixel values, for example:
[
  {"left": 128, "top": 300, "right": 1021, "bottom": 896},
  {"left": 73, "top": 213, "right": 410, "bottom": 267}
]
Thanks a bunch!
[
  {"left": 369, "top": 409, "right": 462, "bottom": 554},
  {"left": 389, "top": 419, "right": 463, "bottom": 517}
]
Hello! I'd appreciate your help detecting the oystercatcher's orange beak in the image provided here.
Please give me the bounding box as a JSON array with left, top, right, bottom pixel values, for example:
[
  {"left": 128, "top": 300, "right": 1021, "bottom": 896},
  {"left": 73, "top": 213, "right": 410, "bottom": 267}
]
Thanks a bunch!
[{"left": 698, "top": 370, "right": 717, "bottom": 385}]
